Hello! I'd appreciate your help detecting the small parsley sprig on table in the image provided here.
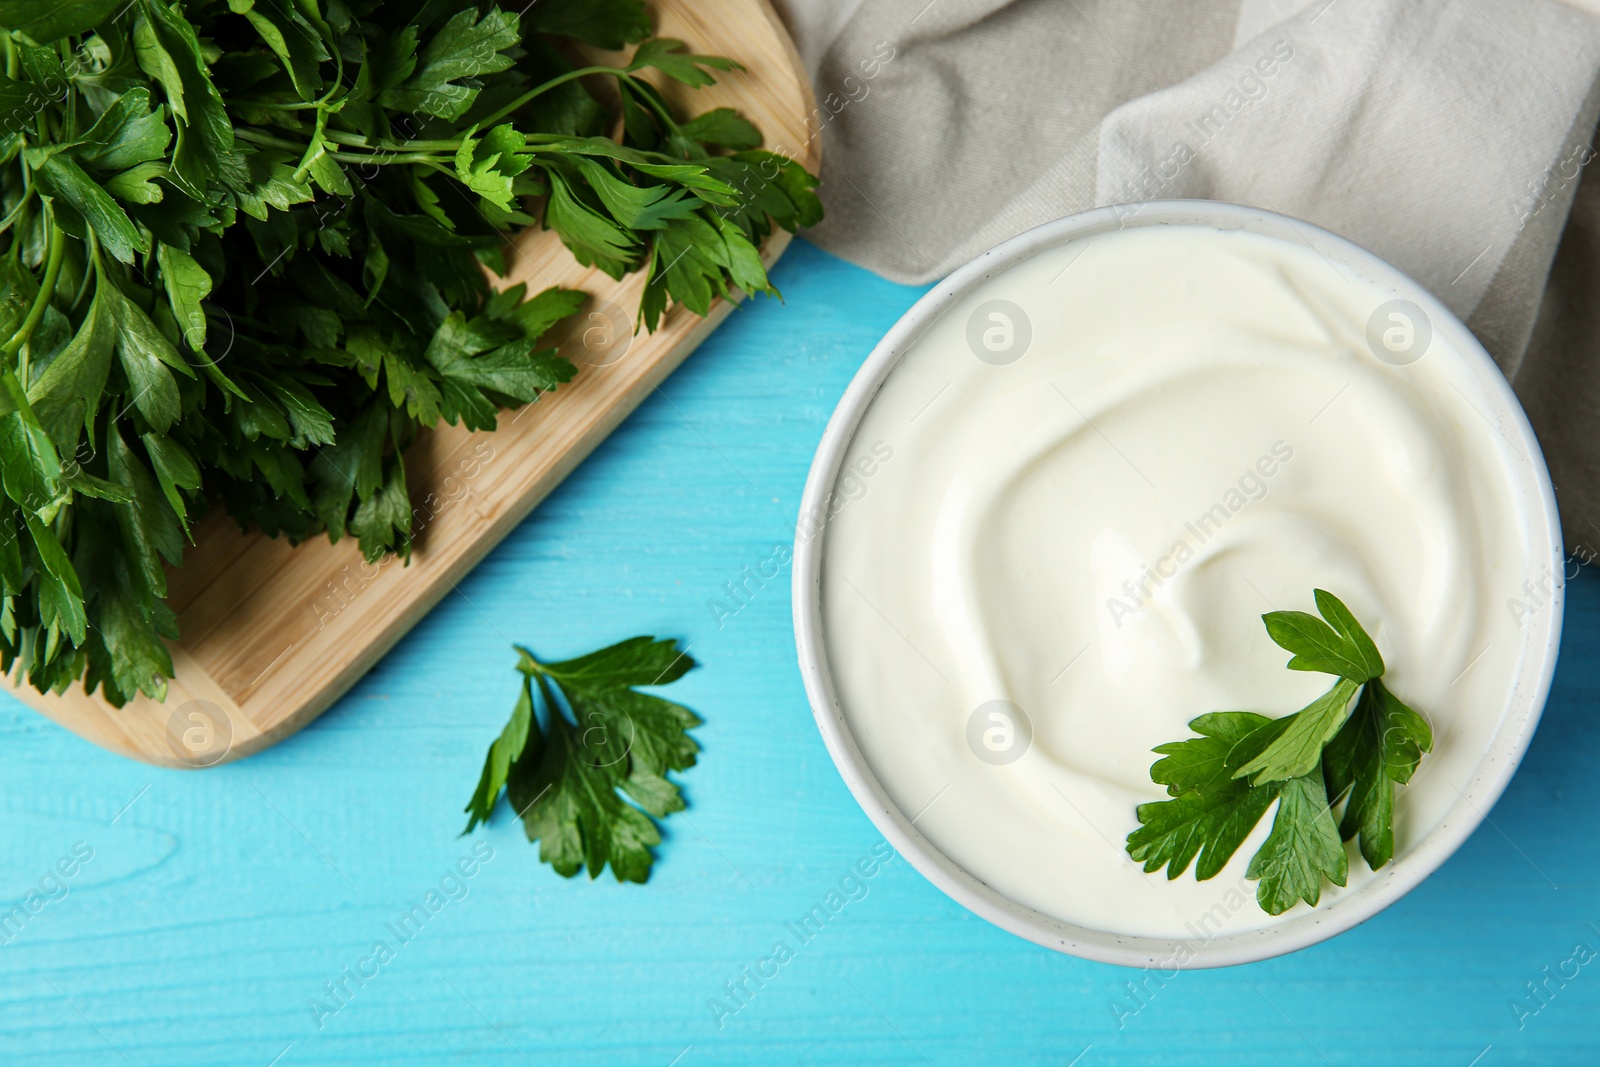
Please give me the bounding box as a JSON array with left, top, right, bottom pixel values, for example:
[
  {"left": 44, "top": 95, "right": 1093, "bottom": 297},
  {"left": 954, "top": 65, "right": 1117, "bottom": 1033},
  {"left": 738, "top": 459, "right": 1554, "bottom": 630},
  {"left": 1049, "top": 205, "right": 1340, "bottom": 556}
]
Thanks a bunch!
[
  {"left": 463, "top": 637, "right": 700, "bottom": 883},
  {"left": 1126, "top": 590, "right": 1434, "bottom": 914}
]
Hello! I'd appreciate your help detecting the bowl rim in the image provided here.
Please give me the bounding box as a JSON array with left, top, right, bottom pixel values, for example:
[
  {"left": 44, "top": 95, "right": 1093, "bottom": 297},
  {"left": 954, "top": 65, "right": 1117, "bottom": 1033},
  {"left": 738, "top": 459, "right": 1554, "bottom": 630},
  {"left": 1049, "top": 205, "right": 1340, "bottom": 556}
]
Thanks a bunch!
[{"left": 790, "top": 199, "right": 1566, "bottom": 969}]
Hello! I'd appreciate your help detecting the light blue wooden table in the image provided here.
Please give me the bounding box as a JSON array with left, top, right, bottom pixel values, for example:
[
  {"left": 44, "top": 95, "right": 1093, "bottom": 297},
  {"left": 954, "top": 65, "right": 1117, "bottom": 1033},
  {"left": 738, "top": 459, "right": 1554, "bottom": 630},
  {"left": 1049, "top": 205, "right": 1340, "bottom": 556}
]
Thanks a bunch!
[{"left": 0, "top": 239, "right": 1595, "bottom": 1066}]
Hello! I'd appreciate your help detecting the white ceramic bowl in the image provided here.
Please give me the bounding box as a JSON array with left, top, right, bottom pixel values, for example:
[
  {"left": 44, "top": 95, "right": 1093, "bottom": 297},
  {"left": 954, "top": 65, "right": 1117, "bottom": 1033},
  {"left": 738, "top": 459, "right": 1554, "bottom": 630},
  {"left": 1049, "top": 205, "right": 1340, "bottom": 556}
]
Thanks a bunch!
[{"left": 791, "top": 200, "right": 1565, "bottom": 968}]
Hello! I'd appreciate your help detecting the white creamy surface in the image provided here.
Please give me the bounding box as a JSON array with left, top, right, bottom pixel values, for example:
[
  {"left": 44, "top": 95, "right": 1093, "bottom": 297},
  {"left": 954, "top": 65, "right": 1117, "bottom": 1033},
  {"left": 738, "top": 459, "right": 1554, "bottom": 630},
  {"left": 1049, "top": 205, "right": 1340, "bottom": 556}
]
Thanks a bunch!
[{"left": 820, "top": 225, "right": 1537, "bottom": 939}]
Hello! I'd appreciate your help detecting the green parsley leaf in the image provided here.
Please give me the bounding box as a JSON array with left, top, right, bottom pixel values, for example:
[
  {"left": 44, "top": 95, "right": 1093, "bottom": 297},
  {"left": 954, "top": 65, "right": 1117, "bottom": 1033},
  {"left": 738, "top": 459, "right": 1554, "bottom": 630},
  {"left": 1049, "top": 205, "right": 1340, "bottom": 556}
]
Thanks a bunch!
[
  {"left": 154, "top": 244, "right": 211, "bottom": 351},
  {"left": 233, "top": 150, "right": 315, "bottom": 220},
  {"left": 349, "top": 457, "right": 411, "bottom": 562},
  {"left": 679, "top": 108, "right": 763, "bottom": 150},
  {"left": 1129, "top": 589, "right": 1434, "bottom": 915},
  {"left": 26, "top": 280, "right": 113, "bottom": 456},
  {"left": 488, "top": 284, "right": 587, "bottom": 341},
  {"left": 628, "top": 38, "right": 742, "bottom": 88},
  {"left": 1246, "top": 772, "right": 1349, "bottom": 914},
  {"left": 35, "top": 156, "right": 149, "bottom": 264},
  {"left": 571, "top": 156, "right": 700, "bottom": 231},
  {"left": 463, "top": 637, "right": 700, "bottom": 883},
  {"left": 0, "top": 405, "right": 62, "bottom": 514},
  {"left": 544, "top": 168, "right": 639, "bottom": 276},
  {"left": 133, "top": 0, "right": 239, "bottom": 198},
  {"left": 141, "top": 431, "right": 200, "bottom": 533},
  {"left": 73, "top": 87, "right": 173, "bottom": 173},
  {"left": 380, "top": 7, "right": 519, "bottom": 121},
  {"left": 1262, "top": 588, "right": 1384, "bottom": 682},
  {"left": 107, "top": 426, "right": 182, "bottom": 600},
  {"left": 1312, "top": 588, "right": 1385, "bottom": 678},
  {"left": 1322, "top": 678, "right": 1434, "bottom": 868},
  {"left": 463, "top": 670, "right": 534, "bottom": 834},
  {"left": 454, "top": 124, "right": 534, "bottom": 210},
  {"left": 236, "top": 0, "right": 329, "bottom": 103},
  {"left": 25, "top": 511, "right": 84, "bottom": 640},
  {"left": 1127, "top": 711, "right": 1286, "bottom": 881},
  {"left": 100, "top": 277, "right": 190, "bottom": 435},
  {"left": 93, "top": 583, "right": 177, "bottom": 703},
  {"left": 103, "top": 162, "right": 168, "bottom": 205},
  {"left": 1232, "top": 677, "right": 1360, "bottom": 786},
  {"left": 524, "top": 0, "right": 651, "bottom": 49},
  {"left": 0, "top": 0, "right": 121, "bottom": 45}
]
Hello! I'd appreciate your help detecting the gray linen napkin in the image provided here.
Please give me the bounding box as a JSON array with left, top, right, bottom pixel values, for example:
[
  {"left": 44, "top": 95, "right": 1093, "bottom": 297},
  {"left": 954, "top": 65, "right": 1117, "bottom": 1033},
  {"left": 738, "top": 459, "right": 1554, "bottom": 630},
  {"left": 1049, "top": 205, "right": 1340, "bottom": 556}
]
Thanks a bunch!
[{"left": 771, "top": 0, "right": 1600, "bottom": 556}]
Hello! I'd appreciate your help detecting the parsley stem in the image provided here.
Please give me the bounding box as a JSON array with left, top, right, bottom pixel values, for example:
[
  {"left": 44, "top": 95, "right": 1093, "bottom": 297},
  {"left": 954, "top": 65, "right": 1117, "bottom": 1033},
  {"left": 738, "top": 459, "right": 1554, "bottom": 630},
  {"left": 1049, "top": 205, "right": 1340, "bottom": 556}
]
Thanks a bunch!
[
  {"left": 322, "top": 130, "right": 463, "bottom": 152},
  {"left": 314, "top": 60, "right": 639, "bottom": 155},
  {"left": 326, "top": 149, "right": 447, "bottom": 166},
  {"left": 475, "top": 66, "right": 632, "bottom": 129},
  {"left": 232, "top": 128, "right": 310, "bottom": 154},
  {"left": 234, "top": 127, "right": 448, "bottom": 167},
  {"left": 228, "top": 64, "right": 345, "bottom": 113},
  {"left": 291, "top": 107, "right": 331, "bottom": 184},
  {"left": 618, "top": 78, "right": 686, "bottom": 143},
  {"left": 515, "top": 645, "right": 544, "bottom": 675},
  {"left": 0, "top": 185, "right": 36, "bottom": 235},
  {"left": 69, "top": 230, "right": 97, "bottom": 313},
  {"left": 3, "top": 205, "right": 63, "bottom": 366},
  {"left": 232, "top": 98, "right": 323, "bottom": 111}
]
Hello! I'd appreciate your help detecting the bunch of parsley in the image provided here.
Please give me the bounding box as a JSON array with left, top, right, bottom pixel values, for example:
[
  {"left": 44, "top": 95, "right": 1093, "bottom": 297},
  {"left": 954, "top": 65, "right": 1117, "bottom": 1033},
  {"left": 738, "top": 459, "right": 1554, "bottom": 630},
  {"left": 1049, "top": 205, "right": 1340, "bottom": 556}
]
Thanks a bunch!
[
  {"left": 1126, "top": 590, "right": 1434, "bottom": 914},
  {"left": 0, "top": 0, "right": 820, "bottom": 706}
]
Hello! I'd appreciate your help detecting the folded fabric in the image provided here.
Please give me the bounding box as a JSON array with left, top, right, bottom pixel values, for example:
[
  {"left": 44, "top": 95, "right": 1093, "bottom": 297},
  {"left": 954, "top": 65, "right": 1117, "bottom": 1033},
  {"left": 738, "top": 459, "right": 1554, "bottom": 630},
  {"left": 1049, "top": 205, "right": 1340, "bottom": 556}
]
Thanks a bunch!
[{"left": 772, "top": 0, "right": 1600, "bottom": 555}]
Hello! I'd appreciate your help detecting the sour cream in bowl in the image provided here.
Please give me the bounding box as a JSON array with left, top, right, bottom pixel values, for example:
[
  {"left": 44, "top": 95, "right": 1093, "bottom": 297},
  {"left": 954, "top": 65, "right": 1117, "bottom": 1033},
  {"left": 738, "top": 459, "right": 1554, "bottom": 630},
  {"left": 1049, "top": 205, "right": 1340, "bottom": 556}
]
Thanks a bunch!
[{"left": 792, "top": 201, "right": 1563, "bottom": 968}]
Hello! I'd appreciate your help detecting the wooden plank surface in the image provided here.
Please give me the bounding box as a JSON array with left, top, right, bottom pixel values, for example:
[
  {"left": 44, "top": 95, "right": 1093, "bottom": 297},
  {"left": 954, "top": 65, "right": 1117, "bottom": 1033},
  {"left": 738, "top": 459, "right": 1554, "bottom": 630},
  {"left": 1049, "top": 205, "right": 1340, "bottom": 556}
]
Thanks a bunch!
[{"left": 4, "top": 0, "right": 820, "bottom": 767}]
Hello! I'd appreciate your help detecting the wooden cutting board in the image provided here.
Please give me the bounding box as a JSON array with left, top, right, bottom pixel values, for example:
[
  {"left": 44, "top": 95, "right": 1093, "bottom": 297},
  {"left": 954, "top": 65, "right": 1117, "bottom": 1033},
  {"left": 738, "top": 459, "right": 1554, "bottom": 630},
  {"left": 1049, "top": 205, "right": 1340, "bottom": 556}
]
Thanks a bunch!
[{"left": 5, "top": 0, "right": 819, "bottom": 768}]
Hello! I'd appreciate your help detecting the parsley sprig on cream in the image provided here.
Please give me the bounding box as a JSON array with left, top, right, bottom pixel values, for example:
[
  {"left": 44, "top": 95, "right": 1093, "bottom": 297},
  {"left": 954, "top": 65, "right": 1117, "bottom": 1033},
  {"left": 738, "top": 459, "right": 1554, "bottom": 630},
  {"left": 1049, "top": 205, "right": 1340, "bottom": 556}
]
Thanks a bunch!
[{"left": 1126, "top": 590, "right": 1434, "bottom": 914}]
